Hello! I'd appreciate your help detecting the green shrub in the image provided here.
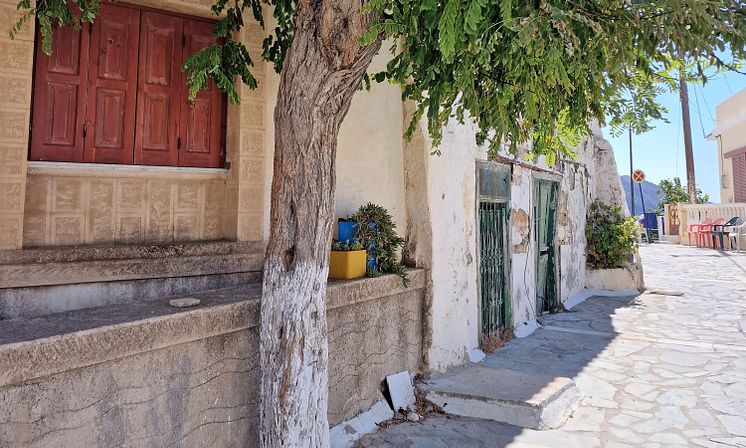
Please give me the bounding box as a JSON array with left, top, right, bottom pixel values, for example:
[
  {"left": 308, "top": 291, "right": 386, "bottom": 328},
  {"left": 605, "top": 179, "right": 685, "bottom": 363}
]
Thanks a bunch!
[{"left": 585, "top": 201, "right": 639, "bottom": 269}]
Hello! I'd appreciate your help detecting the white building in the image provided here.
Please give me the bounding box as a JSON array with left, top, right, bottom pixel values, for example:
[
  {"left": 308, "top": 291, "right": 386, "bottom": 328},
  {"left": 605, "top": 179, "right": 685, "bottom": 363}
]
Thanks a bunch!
[{"left": 709, "top": 88, "right": 746, "bottom": 203}]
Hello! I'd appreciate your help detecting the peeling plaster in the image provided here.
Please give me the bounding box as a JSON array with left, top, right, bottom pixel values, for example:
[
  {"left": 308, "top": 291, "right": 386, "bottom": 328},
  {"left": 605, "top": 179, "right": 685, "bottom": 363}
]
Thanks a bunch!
[
  {"left": 404, "top": 115, "right": 629, "bottom": 373},
  {"left": 511, "top": 209, "right": 530, "bottom": 254}
]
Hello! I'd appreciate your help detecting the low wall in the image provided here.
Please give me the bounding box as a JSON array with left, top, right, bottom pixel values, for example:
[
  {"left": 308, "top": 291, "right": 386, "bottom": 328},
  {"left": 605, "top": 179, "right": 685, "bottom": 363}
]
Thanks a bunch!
[
  {"left": 0, "top": 270, "right": 424, "bottom": 447},
  {"left": 677, "top": 202, "right": 746, "bottom": 242},
  {"left": 585, "top": 261, "right": 644, "bottom": 292}
]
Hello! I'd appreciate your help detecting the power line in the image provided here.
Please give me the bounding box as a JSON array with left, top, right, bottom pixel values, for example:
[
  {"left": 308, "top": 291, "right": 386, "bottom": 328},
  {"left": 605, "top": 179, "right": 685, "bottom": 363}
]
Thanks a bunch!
[
  {"left": 723, "top": 74, "right": 734, "bottom": 94},
  {"left": 692, "top": 84, "right": 709, "bottom": 139},
  {"left": 696, "top": 83, "right": 715, "bottom": 125}
]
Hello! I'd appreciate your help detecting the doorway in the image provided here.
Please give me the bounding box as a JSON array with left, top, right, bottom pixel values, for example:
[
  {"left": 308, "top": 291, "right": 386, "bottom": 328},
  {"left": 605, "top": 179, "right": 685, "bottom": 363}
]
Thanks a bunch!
[
  {"left": 534, "top": 177, "right": 559, "bottom": 314},
  {"left": 476, "top": 162, "right": 511, "bottom": 348}
]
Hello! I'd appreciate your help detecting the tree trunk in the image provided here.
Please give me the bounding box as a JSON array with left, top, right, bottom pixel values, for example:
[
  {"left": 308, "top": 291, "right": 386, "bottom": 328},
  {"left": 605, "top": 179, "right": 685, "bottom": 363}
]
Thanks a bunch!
[{"left": 259, "top": 1, "right": 381, "bottom": 447}]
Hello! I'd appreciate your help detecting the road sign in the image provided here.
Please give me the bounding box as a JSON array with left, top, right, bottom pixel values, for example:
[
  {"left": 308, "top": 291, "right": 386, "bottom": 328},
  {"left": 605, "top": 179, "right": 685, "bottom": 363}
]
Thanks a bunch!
[{"left": 632, "top": 169, "right": 646, "bottom": 183}]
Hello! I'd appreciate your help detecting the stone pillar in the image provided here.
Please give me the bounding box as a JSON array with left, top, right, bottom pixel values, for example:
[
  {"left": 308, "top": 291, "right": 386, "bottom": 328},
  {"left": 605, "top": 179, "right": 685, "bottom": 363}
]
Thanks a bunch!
[
  {"left": 0, "top": 1, "right": 34, "bottom": 249},
  {"left": 224, "top": 23, "right": 267, "bottom": 242}
]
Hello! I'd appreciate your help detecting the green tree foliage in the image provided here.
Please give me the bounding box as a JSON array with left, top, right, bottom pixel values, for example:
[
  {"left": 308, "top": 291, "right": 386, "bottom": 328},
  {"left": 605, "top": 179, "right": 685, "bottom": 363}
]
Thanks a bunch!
[
  {"left": 586, "top": 200, "right": 639, "bottom": 269},
  {"left": 12, "top": 1, "right": 746, "bottom": 159},
  {"left": 656, "top": 177, "right": 709, "bottom": 212},
  {"left": 361, "top": 0, "right": 745, "bottom": 159}
]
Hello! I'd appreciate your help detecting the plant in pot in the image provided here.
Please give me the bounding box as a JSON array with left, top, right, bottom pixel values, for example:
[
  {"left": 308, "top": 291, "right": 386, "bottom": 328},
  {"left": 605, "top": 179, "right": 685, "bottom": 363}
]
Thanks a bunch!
[
  {"left": 337, "top": 216, "right": 375, "bottom": 245},
  {"left": 351, "top": 203, "right": 408, "bottom": 285},
  {"left": 586, "top": 200, "right": 639, "bottom": 269},
  {"left": 328, "top": 240, "right": 367, "bottom": 280}
]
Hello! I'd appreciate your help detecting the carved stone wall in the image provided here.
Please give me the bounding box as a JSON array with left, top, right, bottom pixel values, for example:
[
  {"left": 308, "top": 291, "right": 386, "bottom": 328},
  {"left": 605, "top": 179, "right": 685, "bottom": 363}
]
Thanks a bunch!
[
  {"left": 23, "top": 166, "right": 228, "bottom": 246},
  {"left": 0, "top": 0, "right": 34, "bottom": 249},
  {"left": 223, "top": 23, "right": 268, "bottom": 242}
]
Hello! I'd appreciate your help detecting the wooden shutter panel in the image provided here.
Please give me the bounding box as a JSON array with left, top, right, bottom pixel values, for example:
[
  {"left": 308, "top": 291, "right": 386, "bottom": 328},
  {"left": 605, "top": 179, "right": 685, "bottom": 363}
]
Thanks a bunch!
[
  {"left": 178, "top": 19, "right": 225, "bottom": 168},
  {"left": 84, "top": 4, "right": 140, "bottom": 164},
  {"left": 30, "top": 22, "right": 90, "bottom": 162},
  {"left": 135, "top": 12, "right": 183, "bottom": 166},
  {"left": 734, "top": 154, "right": 746, "bottom": 203}
]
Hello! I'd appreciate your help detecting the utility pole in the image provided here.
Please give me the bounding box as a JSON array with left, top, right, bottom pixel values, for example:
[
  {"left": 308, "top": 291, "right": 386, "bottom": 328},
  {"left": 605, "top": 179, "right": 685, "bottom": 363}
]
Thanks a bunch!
[
  {"left": 679, "top": 66, "right": 697, "bottom": 203},
  {"left": 628, "top": 126, "right": 635, "bottom": 216}
]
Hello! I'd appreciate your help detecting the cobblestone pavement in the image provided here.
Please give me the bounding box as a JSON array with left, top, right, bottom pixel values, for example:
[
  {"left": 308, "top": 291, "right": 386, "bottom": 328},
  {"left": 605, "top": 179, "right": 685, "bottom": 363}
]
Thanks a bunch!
[{"left": 357, "top": 243, "right": 746, "bottom": 447}]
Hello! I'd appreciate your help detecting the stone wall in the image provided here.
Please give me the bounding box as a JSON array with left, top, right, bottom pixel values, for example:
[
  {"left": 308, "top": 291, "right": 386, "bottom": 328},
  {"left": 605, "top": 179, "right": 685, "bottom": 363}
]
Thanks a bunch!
[
  {"left": 0, "top": 270, "right": 424, "bottom": 447},
  {"left": 23, "top": 165, "right": 228, "bottom": 246},
  {"left": 0, "top": 0, "right": 34, "bottom": 249}
]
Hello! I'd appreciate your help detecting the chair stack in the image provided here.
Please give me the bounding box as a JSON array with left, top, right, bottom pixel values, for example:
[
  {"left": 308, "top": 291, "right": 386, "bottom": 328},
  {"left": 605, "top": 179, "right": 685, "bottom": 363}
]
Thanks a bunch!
[{"left": 688, "top": 216, "right": 746, "bottom": 251}]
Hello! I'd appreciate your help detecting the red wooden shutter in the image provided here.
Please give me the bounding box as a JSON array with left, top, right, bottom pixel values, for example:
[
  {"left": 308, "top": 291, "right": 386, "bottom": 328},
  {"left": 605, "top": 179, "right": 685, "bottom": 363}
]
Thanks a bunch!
[
  {"left": 734, "top": 154, "right": 746, "bottom": 203},
  {"left": 84, "top": 3, "right": 140, "bottom": 164},
  {"left": 178, "top": 19, "right": 225, "bottom": 168},
  {"left": 30, "top": 22, "right": 90, "bottom": 162},
  {"left": 134, "top": 12, "right": 183, "bottom": 166}
]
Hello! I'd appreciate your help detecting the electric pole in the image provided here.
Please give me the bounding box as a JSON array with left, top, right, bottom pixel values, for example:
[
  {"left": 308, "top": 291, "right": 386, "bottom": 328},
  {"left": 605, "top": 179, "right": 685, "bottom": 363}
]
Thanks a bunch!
[
  {"left": 629, "top": 126, "right": 635, "bottom": 216},
  {"left": 679, "top": 66, "right": 697, "bottom": 203}
]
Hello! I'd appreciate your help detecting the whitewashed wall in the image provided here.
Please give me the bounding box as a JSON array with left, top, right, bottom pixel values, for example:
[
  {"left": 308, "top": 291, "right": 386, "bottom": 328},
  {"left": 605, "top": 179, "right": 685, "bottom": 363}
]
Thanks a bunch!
[{"left": 404, "top": 116, "right": 627, "bottom": 372}]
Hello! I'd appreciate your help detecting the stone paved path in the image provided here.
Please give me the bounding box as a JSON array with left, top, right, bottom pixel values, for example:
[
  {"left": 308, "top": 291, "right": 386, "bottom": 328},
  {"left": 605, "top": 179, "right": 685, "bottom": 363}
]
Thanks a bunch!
[{"left": 357, "top": 243, "right": 746, "bottom": 447}]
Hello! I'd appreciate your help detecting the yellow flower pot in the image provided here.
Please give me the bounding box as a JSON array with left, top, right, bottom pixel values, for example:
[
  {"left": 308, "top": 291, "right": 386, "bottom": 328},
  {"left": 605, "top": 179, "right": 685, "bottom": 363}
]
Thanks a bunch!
[{"left": 328, "top": 249, "right": 367, "bottom": 280}]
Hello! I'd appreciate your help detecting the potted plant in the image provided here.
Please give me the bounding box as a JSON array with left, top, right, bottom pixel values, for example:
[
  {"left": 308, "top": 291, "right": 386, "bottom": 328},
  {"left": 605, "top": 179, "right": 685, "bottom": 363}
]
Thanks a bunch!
[
  {"left": 328, "top": 240, "right": 367, "bottom": 280},
  {"left": 337, "top": 217, "right": 374, "bottom": 244},
  {"left": 351, "top": 203, "right": 408, "bottom": 285}
]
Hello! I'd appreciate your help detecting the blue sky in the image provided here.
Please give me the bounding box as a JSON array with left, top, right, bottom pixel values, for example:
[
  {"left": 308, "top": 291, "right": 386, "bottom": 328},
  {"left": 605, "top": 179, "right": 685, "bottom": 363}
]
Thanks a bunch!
[{"left": 605, "top": 72, "right": 746, "bottom": 202}]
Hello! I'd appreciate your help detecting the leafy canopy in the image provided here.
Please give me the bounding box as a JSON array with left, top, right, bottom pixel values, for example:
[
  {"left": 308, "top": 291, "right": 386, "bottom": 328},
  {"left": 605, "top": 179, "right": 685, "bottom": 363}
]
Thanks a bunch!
[
  {"left": 657, "top": 177, "right": 709, "bottom": 213},
  {"left": 12, "top": 0, "right": 746, "bottom": 160}
]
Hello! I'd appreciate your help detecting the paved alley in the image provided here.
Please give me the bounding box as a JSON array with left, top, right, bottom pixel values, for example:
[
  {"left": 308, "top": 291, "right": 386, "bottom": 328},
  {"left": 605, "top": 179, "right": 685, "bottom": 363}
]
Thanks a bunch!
[{"left": 357, "top": 243, "right": 746, "bottom": 447}]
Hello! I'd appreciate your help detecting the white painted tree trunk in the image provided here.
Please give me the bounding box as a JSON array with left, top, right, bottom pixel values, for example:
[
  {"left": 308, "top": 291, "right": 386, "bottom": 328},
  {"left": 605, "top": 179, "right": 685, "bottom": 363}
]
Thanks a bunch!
[{"left": 258, "top": 1, "right": 382, "bottom": 447}]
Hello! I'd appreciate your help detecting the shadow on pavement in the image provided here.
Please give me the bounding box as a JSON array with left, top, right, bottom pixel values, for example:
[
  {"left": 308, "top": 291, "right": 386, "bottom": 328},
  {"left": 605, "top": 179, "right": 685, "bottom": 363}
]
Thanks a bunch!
[{"left": 356, "top": 294, "right": 642, "bottom": 447}]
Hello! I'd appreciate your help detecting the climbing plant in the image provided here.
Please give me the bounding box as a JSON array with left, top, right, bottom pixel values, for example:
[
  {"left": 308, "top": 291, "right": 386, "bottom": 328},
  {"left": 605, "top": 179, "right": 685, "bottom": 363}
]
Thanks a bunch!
[{"left": 586, "top": 201, "right": 639, "bottom": 269}]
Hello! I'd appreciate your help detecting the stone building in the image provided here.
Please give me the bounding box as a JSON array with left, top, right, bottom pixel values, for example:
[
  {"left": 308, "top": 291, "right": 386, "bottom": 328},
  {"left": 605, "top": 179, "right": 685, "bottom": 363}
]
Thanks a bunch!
[{"left": 0, "top": 2, "right": 635, "bottom": 446}]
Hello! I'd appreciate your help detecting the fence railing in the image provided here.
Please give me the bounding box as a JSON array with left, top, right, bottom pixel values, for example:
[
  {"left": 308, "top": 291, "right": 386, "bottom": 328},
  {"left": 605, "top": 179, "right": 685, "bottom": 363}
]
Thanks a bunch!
[{"left": 674, "top": 203, "right": 746, "bottom": 242}]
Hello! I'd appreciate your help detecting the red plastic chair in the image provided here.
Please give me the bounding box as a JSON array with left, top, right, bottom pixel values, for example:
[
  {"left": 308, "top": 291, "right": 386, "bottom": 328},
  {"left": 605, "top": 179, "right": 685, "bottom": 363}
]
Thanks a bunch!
[
  {"left": 698, "top": 218, "right": 724, "bottom": 248},
  {"left": 688, "top": 218, "right": 712, "bottom": 247}
]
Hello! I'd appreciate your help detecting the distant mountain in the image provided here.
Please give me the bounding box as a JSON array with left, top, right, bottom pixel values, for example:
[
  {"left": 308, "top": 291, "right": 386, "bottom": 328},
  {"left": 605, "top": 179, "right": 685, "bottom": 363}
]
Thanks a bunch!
[{"left": 620, "top": 175, "right": 663, "bottom": 215}]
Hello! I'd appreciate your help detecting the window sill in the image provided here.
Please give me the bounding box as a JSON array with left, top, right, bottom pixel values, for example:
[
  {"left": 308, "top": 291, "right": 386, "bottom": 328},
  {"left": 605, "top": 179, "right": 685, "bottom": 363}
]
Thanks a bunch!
[{"left": 27, "top": 161, "right": 229, "bottom": 181}]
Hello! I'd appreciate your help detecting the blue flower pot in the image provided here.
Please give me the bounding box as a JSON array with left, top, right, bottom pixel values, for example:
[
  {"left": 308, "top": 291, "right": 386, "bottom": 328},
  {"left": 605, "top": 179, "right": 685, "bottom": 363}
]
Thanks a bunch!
[
  {"left": 337, "top": 221, "right": 377, "bottom": 271},
  {"left": 337, "top": 221, "right": 357, "bottom": 244}
]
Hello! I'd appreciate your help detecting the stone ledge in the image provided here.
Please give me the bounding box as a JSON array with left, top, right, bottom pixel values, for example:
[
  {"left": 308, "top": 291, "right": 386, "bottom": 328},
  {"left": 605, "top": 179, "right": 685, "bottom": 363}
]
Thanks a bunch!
[
  {"left": 0, "top": 269, "right": 425, "bottom": 388},
  {"left": 27, "top": 161, "right": 230, "bottom": 180},
  {"left": 1, "top": 252, "right": 264, "bottom": 288},
  {"left": 326, "top": 268, "right": 425, "bottom": 310},
  {"left": 0, "top": 240, "right": 264, "bottom": 265},
  {"left": 586, "top": 261, "right": 644, "bottom": 292},
  {"left": 0, "top": 241, "right": 266, "bottom": 289}
]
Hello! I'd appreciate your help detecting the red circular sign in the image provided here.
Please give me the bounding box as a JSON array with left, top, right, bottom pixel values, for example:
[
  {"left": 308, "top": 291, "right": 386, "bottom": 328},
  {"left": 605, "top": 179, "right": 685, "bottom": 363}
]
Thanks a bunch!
[{"left": 632, "top": 169, "right": 646, "bottom": 183}]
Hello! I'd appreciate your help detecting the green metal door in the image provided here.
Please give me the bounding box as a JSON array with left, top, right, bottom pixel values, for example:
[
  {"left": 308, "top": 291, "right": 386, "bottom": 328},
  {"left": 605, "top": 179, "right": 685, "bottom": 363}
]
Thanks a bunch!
[
  {"left": 534, "top": 178, "right": 559, "bottom": 314},
  {"left": 477, "top": 162, "right": 511, "bottom": 347}
]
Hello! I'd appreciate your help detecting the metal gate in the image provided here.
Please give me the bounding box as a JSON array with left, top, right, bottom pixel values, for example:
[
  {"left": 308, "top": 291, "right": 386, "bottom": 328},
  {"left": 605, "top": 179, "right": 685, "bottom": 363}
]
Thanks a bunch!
[
  {"left": 534, "top": 177, "right": 559, "bottom": 314},
  {"left": 477, "top": 162, "right": 511, "bottom": 346}
]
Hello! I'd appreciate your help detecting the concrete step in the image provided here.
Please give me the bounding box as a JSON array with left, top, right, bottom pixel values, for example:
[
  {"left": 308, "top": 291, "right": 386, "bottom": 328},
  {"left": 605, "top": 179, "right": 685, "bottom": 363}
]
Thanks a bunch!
[
  {"left": 0, "top": 241, "right": 265, "bottom": 319},
  {"left": 419, "top": 364, "right": 580, "bottom": 430},
  {"left": 0, "top": 241, "right": 264, "bottom": 288}
]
